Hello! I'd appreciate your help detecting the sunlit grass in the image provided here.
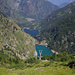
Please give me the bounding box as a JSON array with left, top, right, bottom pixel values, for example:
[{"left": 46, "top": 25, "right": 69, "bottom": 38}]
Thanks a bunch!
[
  {"left": 0, "top": 61, "right": 75, "bottom": 75},
  {"left": 0, "top": 67, "right": 17, "bottom": 75}
]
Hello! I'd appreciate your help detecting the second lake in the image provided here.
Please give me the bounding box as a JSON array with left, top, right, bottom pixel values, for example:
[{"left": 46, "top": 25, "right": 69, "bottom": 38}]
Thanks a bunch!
[{"left": 24, "top": 29, "right": 39, "bottom": 37}]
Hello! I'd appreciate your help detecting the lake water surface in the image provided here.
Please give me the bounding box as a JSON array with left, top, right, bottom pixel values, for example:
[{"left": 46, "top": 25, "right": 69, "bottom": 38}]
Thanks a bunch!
[
  {"left": 24, "top": 29, "right": 53, "bottom": 57},
  {"left": 35, "top": 44, "right": 53, "bottom": 57},
  {"left": 24, "top": 29, "right": 39, "bottom": 37}
]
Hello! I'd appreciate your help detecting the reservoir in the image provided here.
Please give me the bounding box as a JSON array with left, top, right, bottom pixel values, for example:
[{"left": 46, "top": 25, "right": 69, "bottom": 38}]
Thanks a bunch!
[
  {"left": 24, "top": 28, "right": 53, "bottom": 57},
  {"left": 35, "top": 44, "right": 53, "bottom": 57},
  {"left": 24, "top": 29, "right": 39, "bottom": 37}
]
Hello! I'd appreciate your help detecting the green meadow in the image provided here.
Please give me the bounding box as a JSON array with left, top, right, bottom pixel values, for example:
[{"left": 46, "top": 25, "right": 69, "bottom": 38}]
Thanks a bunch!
[
  {"left": 0, "top": 52, "right": 75, "bottom": 75},
  {"left": 0, "top": 61, "right": 75, "bottom": 75}
]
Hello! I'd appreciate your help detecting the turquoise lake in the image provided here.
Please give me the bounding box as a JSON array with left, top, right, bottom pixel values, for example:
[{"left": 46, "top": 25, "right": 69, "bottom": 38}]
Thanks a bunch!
[{"left": 35, "top": 45, "right": 53, "bottom": 57}]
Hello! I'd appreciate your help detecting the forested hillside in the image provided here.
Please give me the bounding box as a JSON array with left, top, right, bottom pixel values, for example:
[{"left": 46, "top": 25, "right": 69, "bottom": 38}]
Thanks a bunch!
[
  {"left": 37, "top": 13, "right": 75, "bottom": 54},
  {"left": 40, "top": 1, "right": 75, "bottom": 31},
  {"left": 0, "top": 11, "right": 37, "bottom": 59}
]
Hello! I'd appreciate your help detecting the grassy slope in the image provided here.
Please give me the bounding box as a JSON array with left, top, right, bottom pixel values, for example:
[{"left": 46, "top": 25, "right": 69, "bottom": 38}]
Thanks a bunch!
[
  {"left": 0, "top": 61, "right": 75, "bottom": 75},
  {"left": 0, "top": 12, "right": 37, "bottom": 59},
  {"left": 0, "top": 51, "right": 75, "bottom": 75}
]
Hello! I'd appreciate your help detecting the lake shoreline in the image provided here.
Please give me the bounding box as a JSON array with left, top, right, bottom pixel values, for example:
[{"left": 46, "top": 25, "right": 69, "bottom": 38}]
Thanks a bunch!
[
  {"left": 35, "top": 44, "right": 58, "bottom": 55},
  {"left": 35, "top": 43, "right": 48, "bottom": 46},
  {"left": 51, "top": 50, "right": 59, "bottom": 54}
]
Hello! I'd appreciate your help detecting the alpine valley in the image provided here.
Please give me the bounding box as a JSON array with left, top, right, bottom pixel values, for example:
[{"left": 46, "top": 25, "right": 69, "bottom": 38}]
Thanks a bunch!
[
  {"left": 0, "top": 0, "right": 75, "bottom": 75},
  {"left": 0, "top": 0, "right": 58, "bottom": 29}
]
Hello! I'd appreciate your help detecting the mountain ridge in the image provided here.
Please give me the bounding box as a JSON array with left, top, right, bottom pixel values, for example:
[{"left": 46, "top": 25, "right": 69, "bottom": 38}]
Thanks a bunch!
[
  {"left": 18, "top": 0, "right": 58, "bottom": 20},
  {"left": 40, "top": 1, "right": 75, "bottom": 31}
]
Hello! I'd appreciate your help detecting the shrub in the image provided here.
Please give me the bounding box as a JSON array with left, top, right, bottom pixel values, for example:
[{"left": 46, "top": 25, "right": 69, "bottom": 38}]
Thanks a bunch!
[{"left": 67, "top": 60, "right": 75, "bottom": 69}]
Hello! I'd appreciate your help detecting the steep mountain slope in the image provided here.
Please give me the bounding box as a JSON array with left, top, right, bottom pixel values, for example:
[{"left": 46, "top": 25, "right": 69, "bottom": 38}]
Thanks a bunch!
[
  {"left": 40, "top": 1, "right": 75, "bottom": 31},
  {"left": 37, "top": 2, "right": 75, "bottom": 54},
  {"left": 0, "top": 0, "right": 26, "bottom": 24},
  {"left": 0, "top": 0, "right": 38, "bottom": 29},
  {"left": 6, "top": 0, "right": 58, "bottom": 20},
  {"left": 38, "top": 13, "right": 75, "bottom": 54},
  {"left": 0, "top": 12, "right": 37, "bottom": 59},
  {"left": 18, "top": 0, "right": 58, "bottom": 20},
  {"left": 0, "top": 0, "right": 58, "bottom": 29},
  {"left": 6, "top": 0, "right": 21, "bottom": 9}
]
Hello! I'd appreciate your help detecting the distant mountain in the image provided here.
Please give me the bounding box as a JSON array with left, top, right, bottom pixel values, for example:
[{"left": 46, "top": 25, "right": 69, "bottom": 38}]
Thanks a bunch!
[
  {"left": 0, "top": 0, "right": 37, "bottom": 29},
  {"left": 37, "top": 2, "right": 75, "bottom": 54},
  {"left": 0, "top": 11, "right": 37, "bottom": 59},
  {"left": 18, "top": 0, "right": 58, "bottom": 20},
  {"left": 48, "top": 0, "right": 75, "bottom": 7},
  {"left": 6, "top": 0, "right": 58, "bottom": 20},
  {"left": 0, "top": 0, "right": 58, "bottom": 29}
]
